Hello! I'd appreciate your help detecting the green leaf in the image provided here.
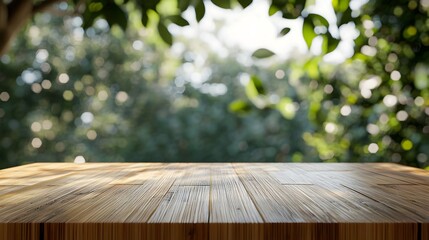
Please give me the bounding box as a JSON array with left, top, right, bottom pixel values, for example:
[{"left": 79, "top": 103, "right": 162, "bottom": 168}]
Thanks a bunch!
[
  {"left": 268, "top": 5, "right": 280, "bottom": 16},
  {"left": 178, "top": 0, "right": 191, "bottom": 11},
  {"left": 321, "top": 35, "right": 329, "bottom": 54},
  {"left": 139, "top": 0, "right": 160, "bottom": 10},
  {"left": 276, "top": 97, "right": 296, "bottom": 119},
  {"left": 307, "top": 13, "right": 329, "bottom": 27},
  {"left": 280, "top": 2, "right": 305, "bottom": 19},
  {"left": 304, "top": 57, "right": 320, "bottom": 78},
  {"left": 278, "top": 27, "right": 291, "bottom": 36},
  {"left": 194, "top": 0, "right": 205, "bottom": 22},
  {"left": 337, "top": 7, "right": 352, "bottom": 25},
  {"left": 245, "top": 75, "right": 268, "bottom": 109},
  {"left": 272, "top": 0, "right": 288, "bottom": 6},
  {"left": 157, "top": 20, "right": 173, "bottom": 45},
  {"left": 252, "top": 48, "right": 275, "bottom": 59},
  {"left": 82, "top": 10, "right": 98, "bottom": 29},
  {"left": 168, "top": 15, "right": 189, "bottom": 26},
  {"left": 141, "top": 11, "right": 149, "bottom": 27},
  {"left": 246, "top": 75, "right": 265, "bottom": 97},
  {"left": 237, "top": 0, "right": 252, "bottom": 8},
  {"left": 103, "top": 3, "right": 128, "bottom": 30},
  {"left": 332, "top": 0, "right": 349, "bottom": 12},
  {"left": 302, "top": 18, "right": 317, "bottom": 49},
  {"left": 228, "top": 100, "right": 252, "bottom": 114},
  {"left": 211, "top": 0, "right": 231, "bottom": 9},
  {"left": 327, "top": 34, "right": 340, "bottom": 53},
  {"left": 305, "top": 0, "right": 316, "bottom": 7}
]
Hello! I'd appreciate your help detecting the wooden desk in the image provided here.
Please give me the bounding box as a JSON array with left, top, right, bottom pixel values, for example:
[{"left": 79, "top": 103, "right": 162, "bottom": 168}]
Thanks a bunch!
[{"left": 0, "top": 163, "right": 427, "bottom": 240}]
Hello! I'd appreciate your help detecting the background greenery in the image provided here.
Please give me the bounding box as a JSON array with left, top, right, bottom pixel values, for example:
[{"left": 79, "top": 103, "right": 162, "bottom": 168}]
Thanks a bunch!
[{"left": 0, "top": 0, "right": 428, "bottom": 169}]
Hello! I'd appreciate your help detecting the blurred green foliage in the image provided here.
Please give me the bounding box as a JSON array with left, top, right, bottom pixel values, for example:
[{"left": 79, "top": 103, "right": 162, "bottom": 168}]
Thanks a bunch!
[
  {"left": 0, "top": 11, "right": 314, "bottom": 169},
  {"left": 0, "top": 0, "right": 428, "bottom": 170}
]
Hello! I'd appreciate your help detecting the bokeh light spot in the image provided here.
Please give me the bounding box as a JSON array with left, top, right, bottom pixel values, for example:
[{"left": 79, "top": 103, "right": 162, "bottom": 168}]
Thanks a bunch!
[
  {"left": 396, "top": 110, "right": 408, "bottom": 121},
  {"left": 390, "top": 70, "right": 401, "bottom": 81},
  {"left": 0, "top": 92, "right": 10, "bottom": 102},
  {"left": 74, "top": 155, "right": 86, "bottom": 163},
  {"left": 41, "top": 80, "right": 52, "bottom": 89},
  {"left": 340, "top": 105, "right": 351, "bottom": 116},
  {"left": 87, "top": 130, "right": 97, "bottom": 140},
  {"left": 401, "top": 139, "right": 413, "bottom": 151},
  {"left": 63, "top": 90, "right": 74, "bottom": 101},
  {"left": 116, "top": 91, "right": 129, "bottom": 103},
  {"left": 58, "top": 73, "right": 70, "bottom": 84},
  {"left": 383, "top": 95, "right": 397, "bottom": 107},
  {"left": 31, "top": 122, "right": 42, "bottom": 132},
  {"left": 31, "top": 138, "right": 42, "bottom": 148},
  {"left": 325, "top": 122, "right": 337, "bottom": 134},
  {"left": 31, "top": 83, "right": 42, "bottom": 93},
  {"left": 81, "top": 112, "right": 94, "bottom": 124},
  {"left": 324, "top": 84, "right": 334, "bottom": 94},
  {"left": 97, "top": 90, "right": 108, "bottom": 101},
  {"left": 42, "top": 120, "right": 53, "bottom": 130},
  {"left": 275, "top": 70, "right": 285, "bottom": 79},
  {"left": 35, "top": 49, "right": 49, "bottom": 63},
  {"left": 366, "top": 124, "right": 380, "bottom": 135},
  {"left": 368, "top": 143, "right": 379, "bottom": 153}
]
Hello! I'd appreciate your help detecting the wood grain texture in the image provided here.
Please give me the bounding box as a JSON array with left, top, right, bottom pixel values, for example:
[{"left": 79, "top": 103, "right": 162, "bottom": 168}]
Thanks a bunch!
[{"left": 0, "top": 162, "right": 427, "bottom": 240}]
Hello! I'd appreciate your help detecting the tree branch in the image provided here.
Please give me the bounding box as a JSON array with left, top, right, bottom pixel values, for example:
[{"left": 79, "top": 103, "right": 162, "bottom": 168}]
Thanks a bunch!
[
  {"left": 0, "top": 0, "right": 7, "bottom": 29},
  {"left": 0, "top": 0, "right": 33, "bottom": 55}
]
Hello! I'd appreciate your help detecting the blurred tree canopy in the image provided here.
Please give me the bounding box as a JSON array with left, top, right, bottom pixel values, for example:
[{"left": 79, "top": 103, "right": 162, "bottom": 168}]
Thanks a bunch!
[{"left": 0, "top": 0, "right": 428, "bottom": 170}]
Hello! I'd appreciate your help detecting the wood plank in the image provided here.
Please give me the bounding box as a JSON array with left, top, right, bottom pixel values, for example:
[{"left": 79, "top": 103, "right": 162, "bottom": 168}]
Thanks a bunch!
[
  {"left": 210, "top": 164, "right": 262, "bottom": 223},
  {"left": 269, "top": 169, "right": 313, "bottom": 185},
  {"left": 209, "top": 164, "right": 263, "bottom": 240},
  {"left": 0, "top": 162, "right": 427, "bottom": 240},
  {"left": 149, "top": 185, "right": 209, "bottom": 223},
  {"left": 310, "top": 172, "right": 421, "bottom": 222},
  {"left": 340, "top": 184, "right": 429, "bottom": 222},
  {"left": 174, "top": 163, "right": 211, "bottom": 186},
  {"left": 234, "top": 163, "right": 332, "bottom": 222},
  {"left": 0, "top": 169, "right": 130, "bottom": 222},
  {"left": 0, "top": 185, "right": 27, "bottom": 195},
  {"left": 47, "top": 164, "right": 181, "bottom": 223}
]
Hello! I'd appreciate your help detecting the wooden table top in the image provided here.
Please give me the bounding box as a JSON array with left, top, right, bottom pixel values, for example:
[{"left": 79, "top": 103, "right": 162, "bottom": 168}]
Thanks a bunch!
[{"left": 0, "top": 162, "right": 428, "bottom": 240}]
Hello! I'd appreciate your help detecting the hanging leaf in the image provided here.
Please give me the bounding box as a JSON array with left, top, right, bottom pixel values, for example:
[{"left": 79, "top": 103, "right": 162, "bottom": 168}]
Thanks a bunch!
[
  {"left": 246, "top": 75, "right": 265, "bottom": 97},
  {"left": 194, "top": 0, "right": 205, "bottom": 22},
  {"left": 307, "top": 13, "right": 329, "bottom": 27},
  {"left": 252, "top": 48, "right": 275, "bottom": 59},
  {"left": 302, "top": 18, "right": 317, "bottom": 49},
  {"left": 278, "top": 27, "right": 291, "bottom": 36},
  {"left": 269, "top": 5, "right": 280, "bottom": 16},
  {"left": 337, "top": 7, "right": 353, "bottom": 25},
  {"left": 332, "top": 0, "right": 349, "bottom": 12},
  {"left": 82, "top": 10, "right": 98, "bottom": 29},
  {"left": 168, "top": 15, "right": 189, "bottom": 26},
  {"left": 327, "top": 33, "right": 340, "bottom": 53},
  {"left": 276, "top": 97, "right": 296, "bottom": 119},
  {"left": 178, "top": 0, "right": 191, "bottom": 11},
  {"left": 103, "top": 3, "right": 128, "bottom": 30},
  {"left": 157, "top": 20, "right": 173, "bottom": 45},
  {"left": 245, "top": 75, "right": 268, "bottom": 109},
  {"left": 212, "top": 0, "right": 231, "bottom": 9},
  {"left": 237, "top": 0, "right": 252, "bottom": 8},
  {"left": 139, "top": 0, "right": 161, "bottom": 11},
  {"left": 228, "top": 100, "right": 252, "bottom": 114},
  {"left": 141, "top": 11, "right": 149, "bottom": 27}
]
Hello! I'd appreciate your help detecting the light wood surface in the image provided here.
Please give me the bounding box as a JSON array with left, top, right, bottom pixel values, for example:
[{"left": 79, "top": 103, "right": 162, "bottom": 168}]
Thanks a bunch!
[{"left": 0, "top": 162, "right": 427, "bottom": 240}]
